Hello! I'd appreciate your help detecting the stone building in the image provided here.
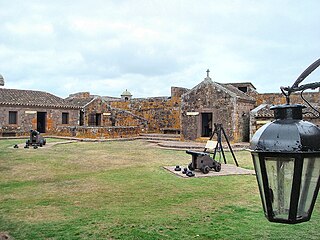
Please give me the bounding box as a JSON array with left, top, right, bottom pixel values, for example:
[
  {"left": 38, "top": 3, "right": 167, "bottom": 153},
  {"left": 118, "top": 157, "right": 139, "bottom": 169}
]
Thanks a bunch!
[
  {"left": 63, "top": 89, "right": 181, "bottom": 137},
  {"left": 66, "top": 92, "right": 112, "bottom": 127},
  {"left": 63, "top": 92, "right": 147, "bottom": 138},
  {"left": 2, "top": 70, "right": 318, "bottom": 142},
  {"left": 180, "top": 73, "right": 255, "bottom": 142},
  {"left": 0, "top": 88, "right": 80, "bottom": 137}
]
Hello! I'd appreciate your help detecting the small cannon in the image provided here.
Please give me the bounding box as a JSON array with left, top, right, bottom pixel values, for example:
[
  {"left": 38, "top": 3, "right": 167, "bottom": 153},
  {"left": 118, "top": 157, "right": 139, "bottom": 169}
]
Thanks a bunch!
[
  {"left": 186, "top": 150, "right": 221, "bottom": 174},
  {"left": 25, "top": 130, "right": 46, "bottom": 148},
  {"left": 185, "top": 124, "right": 239, "bottom": 175}
]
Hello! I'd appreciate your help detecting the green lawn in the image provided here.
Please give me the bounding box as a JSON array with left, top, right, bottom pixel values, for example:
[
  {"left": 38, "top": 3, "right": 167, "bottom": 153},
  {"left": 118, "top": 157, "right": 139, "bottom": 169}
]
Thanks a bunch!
[{"left": 0, "top": 139, "right": 319, "bottom": 240}]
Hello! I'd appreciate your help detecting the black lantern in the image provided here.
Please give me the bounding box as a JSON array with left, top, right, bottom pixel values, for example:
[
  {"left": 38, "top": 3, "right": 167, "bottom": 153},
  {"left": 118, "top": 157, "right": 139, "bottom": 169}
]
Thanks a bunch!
[{"left": 250, "top": 59, "right": 320, "bottom": 224}]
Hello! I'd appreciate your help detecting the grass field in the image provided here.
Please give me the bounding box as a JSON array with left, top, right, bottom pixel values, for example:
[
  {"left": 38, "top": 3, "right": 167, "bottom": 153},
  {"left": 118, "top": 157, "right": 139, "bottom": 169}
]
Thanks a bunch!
[{"left": 0, "top": 139, "right": 319, "bottom": 240}]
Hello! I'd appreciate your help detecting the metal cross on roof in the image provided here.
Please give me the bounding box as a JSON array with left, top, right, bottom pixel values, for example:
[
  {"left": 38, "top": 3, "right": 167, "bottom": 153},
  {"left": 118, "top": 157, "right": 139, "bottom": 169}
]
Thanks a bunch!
[{"left": 206, "top": 69, "right": 210, "bottom": 77}]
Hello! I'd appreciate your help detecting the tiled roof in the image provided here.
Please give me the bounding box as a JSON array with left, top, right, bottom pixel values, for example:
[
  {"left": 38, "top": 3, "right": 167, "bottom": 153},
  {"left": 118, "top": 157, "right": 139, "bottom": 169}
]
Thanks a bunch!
[
  {"left": 220, "top": 83, "right": 255, "bottom": 102},
  {"left": 253, "top": 104, "right": 320, "bottom": 118},
  {"left": 66, "top": 94, "right": 121, "bottom": 106},
  {"left": 181, "top": 77, "right": 254, "bottom": 102},
  {"left": 66, "top": 97, "right": 95, "bottom": 107},
  {"left": 0, "top": 88, "right": 80, "bottom": 109},
  {"left": 255, "top": 105, "right": 273, "bottom": 117},
  {"left": 100, "top": 96, "right": 121, "bottom": 101},
  {"left": 225, "top": 82, "right": 256, "bottom": 90}
]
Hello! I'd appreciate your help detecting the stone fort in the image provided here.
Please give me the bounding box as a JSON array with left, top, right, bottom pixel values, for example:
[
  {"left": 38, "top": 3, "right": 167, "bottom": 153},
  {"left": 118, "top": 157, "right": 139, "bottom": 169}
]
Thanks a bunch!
[{"left": 0, "top": 71, "right": 319, "bottom": 142}]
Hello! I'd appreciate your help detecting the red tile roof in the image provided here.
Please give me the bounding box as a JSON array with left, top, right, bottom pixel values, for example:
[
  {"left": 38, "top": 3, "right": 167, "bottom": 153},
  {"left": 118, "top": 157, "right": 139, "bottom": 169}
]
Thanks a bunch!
[{"left": 0, "top": 88, "right": 80, "bottom": 109}]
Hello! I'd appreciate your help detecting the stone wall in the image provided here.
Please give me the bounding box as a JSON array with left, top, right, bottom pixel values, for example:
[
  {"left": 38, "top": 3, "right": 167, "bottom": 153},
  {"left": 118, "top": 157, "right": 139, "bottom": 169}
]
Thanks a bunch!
[
  {"left": 109, "top": 97, "right": 181, "bottom": 133},
  {"left": 171, "top": 86, "right": 189, "bottom": 98},
  {"left": 0, "top": 105, "right": 79, "bottom": 137},
  {"left": 252, "top": 92, "right": 320, "bottom": 106},
  {"left": 68, "top": 92, "right": 91, "bottom": 99},
  {"left": 109, "top": 108, "right": 148, "bottom": 129},
  {"left": 55, "top": 126, "right": 140, "bottom": 139}
]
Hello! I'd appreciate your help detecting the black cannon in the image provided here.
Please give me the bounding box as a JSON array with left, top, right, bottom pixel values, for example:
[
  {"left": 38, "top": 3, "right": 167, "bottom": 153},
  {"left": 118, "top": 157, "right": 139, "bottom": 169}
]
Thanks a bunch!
[
  {"left": 186, "top": 150, "right": 221, "bottom": 174},
  {"left": 25, "top": 130, "right": 46, "bottom": 148}
]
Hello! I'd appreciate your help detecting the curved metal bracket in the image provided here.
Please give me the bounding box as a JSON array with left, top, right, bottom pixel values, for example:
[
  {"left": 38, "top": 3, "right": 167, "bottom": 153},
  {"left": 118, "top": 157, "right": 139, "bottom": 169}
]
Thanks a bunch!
[{"left": 281, "top": 58, "right": 320, "bottom": 104}]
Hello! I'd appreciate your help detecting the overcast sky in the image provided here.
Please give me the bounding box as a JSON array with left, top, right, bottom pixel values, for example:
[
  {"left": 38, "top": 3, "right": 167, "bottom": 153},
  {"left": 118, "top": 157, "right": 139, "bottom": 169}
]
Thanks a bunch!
[{"left": 1, "top": 0, "right": 319, "bottom": 98}]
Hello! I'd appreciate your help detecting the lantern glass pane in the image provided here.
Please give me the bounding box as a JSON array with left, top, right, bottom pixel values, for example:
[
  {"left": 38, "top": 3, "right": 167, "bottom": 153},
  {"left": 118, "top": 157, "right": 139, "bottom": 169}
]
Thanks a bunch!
[
  {"left": 265, "top": 157, "right": 295, "bottom": 219},
  {"left": 252, "top": 154, "right": 267, "bottom": 212},
  {"left": 297, "top": 157, "right": 320, "bottom": 219}
]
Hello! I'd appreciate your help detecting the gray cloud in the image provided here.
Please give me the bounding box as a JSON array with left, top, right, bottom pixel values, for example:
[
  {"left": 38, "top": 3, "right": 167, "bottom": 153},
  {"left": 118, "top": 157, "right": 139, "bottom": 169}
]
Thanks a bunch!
[{"left": 0, "top": 0, "right": 319, "bottom": 98}]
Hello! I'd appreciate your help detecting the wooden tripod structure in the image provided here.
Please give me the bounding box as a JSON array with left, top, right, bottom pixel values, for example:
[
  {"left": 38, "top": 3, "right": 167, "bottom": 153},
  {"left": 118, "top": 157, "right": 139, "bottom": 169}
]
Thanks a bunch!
[{"left": 204, "top": 123, "right": 239, "bottom": 167}]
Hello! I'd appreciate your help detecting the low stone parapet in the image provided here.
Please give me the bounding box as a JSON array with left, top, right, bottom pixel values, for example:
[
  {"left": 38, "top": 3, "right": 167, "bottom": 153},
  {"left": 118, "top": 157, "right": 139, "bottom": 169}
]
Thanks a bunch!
[{"left": 55, "top": 126, "right": 140, "bottom": 139}]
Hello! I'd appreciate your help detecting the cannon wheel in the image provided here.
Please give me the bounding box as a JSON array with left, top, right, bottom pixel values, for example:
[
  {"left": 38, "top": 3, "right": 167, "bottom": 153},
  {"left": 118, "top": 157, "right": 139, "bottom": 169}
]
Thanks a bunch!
[
  {"left": 201, "top": 165, "right": 210, "bottom": 174},
  {"left": 188, "top": 162, "right": 194, "bottom": 171},
  {"left": 214, "top": 163, "right": 221, "bottom": 172}
]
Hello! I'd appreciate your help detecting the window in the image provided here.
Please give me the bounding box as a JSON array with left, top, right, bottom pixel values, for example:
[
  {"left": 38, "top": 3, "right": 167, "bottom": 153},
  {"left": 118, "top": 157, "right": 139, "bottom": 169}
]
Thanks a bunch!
[
  {"left": 88, "top": 114, "right": 95, "bottom": 126},
  {"left": 62, "top": 112, "right": 69, "bottom": 124},
  {"left": 9, "top": 111, "right": 17, "bottom": 124},
  {"left": 238, "top": 86, "right": 248, "bottom": 93},
  {"left": 88, "top": 113, "right": 102, "bottom": 126}
]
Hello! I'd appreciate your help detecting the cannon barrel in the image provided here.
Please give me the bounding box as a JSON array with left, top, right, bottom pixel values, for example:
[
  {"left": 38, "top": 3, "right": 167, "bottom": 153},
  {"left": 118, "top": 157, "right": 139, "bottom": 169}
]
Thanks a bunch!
[{"left": 25, "top": 129, "right": 46, "bottom": 147}]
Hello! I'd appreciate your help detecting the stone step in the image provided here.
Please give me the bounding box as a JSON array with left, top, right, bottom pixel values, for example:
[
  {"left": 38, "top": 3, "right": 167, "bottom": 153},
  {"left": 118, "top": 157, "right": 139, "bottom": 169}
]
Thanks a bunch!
[
  {"left": 139, "top": 134, "right": 179, "bottom": 141},
  {"left": 139, "top": 136, "right": 181, "bottom": 142},
  {"left": 157, "top": 141, "right": 205, "bottom": 151},
  {"left": 139, "top": 133, "right": 180, "bottom": 139},
  {"left": 138, "top": 133, "right": 180, "bottom": 142},
  {"left": 195, "top": 137, "right": 211, "bottom": 143},
  {"left": 156, "top": 141, "right": 249, "bottom": 151}
]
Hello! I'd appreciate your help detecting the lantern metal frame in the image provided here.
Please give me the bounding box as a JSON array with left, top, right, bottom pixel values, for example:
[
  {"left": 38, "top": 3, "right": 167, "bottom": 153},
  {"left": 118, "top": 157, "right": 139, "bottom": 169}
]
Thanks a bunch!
[{"left": 252, "top": 151, "right": 320, "bottom": 224}]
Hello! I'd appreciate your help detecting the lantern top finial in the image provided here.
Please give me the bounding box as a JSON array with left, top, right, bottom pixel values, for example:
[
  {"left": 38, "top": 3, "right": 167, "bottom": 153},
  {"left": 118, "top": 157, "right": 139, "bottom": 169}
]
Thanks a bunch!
[{"left": 270, "top": 104, "right": 306, "bottom": 120}]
